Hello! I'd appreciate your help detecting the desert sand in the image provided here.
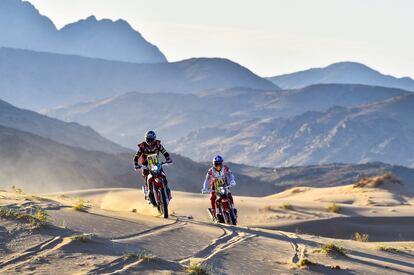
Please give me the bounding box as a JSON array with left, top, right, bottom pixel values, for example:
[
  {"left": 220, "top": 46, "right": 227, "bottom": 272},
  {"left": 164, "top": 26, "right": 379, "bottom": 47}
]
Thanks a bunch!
[{"left": 1, "top": 174, "right": 413, "bottom": 274}]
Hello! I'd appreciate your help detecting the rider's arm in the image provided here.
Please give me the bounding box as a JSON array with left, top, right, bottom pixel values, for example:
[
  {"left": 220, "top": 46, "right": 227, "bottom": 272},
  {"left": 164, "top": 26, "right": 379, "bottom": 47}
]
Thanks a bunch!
[
  {"left": 202, "top": 172, "right": 211, "bottom": 192},
  {"left": 159, "top": 143, "right": 172, "bottom": 162},
  {"left": 133, "top": 148, "right": 142, "bottom": 168},
  {"left": 226, "top": 166, "right": 236, "bottom": 187}
]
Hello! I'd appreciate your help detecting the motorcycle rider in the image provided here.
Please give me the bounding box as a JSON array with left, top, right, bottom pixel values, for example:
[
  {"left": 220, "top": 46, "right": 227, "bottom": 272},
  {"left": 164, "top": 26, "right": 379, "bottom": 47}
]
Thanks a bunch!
[
  {"left": 133, "top": 130, "right": 172, "bottom": 206},
  {"left": 202, "top": 155, "right": 236, "bottom": 219}
]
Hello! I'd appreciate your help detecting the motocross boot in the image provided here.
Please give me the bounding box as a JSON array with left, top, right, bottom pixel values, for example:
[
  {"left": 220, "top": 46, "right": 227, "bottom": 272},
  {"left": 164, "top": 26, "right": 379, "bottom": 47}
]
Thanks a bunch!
[
  {"left": 211, "top": 208, "right": 217, "bottom": 220},
  {"left": 166, "top": 186, "right": 172, "bottom": 200},
  {"left": 148, "top": 192, "right": 157, "bottom": 207},
  {"left": 142, "top": 184, "right": 149, "bottom": 201}
]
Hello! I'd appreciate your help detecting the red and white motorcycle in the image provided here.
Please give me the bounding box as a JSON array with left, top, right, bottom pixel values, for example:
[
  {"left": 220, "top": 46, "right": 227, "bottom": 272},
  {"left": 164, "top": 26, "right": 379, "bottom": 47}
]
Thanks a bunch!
[
  {"left": 204, "top": 182, "right": 237, "bottom": 225},
  {"left": 140, "top": 154, "right": 171, "bottom": 219}
]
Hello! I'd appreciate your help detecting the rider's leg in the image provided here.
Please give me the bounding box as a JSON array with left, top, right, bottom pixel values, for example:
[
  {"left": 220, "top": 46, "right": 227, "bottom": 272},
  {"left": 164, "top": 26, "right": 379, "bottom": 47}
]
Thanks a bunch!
[
  {"left": 210, "top": 191, "right": 216, "bottom": 216},
  {"left": 228, "top": 192, "right": 237, "bottom": 216},
  {"left": 166, "top": 186, "right": 172, "bottom": 200},
  {"left": 228, "top": 192, "right": 234, "bottom": 205},
  {"left": 141, "top": 168, "right": 150, "bottom": 200},
  {"left": 161, "top": 172, "right": 172, "bottom": 200},
  {"left": 143, "top": 169, "right": 157, "bottom": 207},
  {"left": 147, "top": 180, "right": 157, "bottom": 207},
  {"left": 142, "top": 168, "right": 149, "bottom": 186}
]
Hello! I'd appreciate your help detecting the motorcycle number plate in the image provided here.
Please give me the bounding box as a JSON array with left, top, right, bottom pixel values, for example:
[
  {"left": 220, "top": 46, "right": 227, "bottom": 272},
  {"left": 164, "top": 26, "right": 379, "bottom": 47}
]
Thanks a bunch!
[
  {"left": 147, "top": 154, "right": 159, "bottom": 169},
  {"left": 214, "top": 178, "right": 225, "bottom": 189}
]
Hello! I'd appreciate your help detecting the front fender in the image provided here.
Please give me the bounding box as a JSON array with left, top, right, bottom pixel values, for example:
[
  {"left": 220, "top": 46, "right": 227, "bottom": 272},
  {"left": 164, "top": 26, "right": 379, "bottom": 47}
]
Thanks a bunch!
[
  {"left": 221, "top": 198, "right": 230, "bottom": 210},
  {"left": 153, "top": 176, "right": 164, "bottom": 189}
]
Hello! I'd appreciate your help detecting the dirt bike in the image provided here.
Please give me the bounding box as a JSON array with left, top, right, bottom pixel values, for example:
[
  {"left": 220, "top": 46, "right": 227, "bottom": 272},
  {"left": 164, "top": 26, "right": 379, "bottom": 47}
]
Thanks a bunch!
[
  {"left": 205, "top": 184, "right": 237, "bottom": 225},
  {"left": 141, "top": 154, "right": 171, "bottom": 219}
]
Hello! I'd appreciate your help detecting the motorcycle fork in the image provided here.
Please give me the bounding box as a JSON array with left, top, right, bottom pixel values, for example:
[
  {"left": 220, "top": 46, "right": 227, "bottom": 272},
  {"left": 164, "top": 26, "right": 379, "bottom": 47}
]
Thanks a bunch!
[
  {"left": 220, "top": 204, "right": 229, "bottom": 223},
  {"left": 152, "top": 181, "right": 160, "bottom": 204},
  {"left": 153, "top": 177, "right": 168, "bottom": 205}
]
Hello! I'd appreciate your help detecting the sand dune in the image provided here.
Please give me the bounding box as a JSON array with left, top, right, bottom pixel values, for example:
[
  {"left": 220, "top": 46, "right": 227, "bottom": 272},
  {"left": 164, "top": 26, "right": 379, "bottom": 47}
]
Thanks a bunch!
[
  {"left": 48, "top": 179, "right": 414, "bottom": 238},
  {"left": 1, "top": 178, "right": 414, "bottom": 274},
  {"left": 266, "top": 216, "right": 414, "bottom": 242}
]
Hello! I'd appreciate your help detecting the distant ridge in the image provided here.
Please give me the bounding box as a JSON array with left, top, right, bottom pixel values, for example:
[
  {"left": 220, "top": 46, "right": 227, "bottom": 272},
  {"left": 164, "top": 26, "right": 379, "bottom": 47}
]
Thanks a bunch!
[
  {"left": 268, "top": 62, "right": 414, "bottom": 91},
  {"left": 0, "top": 98, "right": 127, "bottom": 154},
  {"left": 0, "top": 47, "right": 277, "bottom": 109}
]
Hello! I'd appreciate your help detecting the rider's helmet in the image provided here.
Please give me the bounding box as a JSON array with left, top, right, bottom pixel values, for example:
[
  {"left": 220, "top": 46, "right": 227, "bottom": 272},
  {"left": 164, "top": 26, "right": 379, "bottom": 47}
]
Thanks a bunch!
[
  {"left": 145, "top": 130, "right": 156, "bottom": 145},
  {"left": 212, "top": 155, "right": 224, "bottom": 171}
]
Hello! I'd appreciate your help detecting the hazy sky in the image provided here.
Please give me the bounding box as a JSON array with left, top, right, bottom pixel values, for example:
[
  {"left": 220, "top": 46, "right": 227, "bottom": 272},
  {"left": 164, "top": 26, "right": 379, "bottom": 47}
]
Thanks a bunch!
[{"left": 29, "top": 0, "right": 414, "bottom": 78}]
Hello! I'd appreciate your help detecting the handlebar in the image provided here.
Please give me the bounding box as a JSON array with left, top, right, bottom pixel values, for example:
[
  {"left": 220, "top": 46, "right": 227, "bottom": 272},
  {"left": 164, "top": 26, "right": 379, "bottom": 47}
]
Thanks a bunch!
[
  {"left": 201, "top": 185, "right": 232, "bottom": 194},
  {"left": 201, "top": 188, "right": 212, "bottom": 194},
  {"left": 135, "top": 161, "right": 172, "bottom": 172}
]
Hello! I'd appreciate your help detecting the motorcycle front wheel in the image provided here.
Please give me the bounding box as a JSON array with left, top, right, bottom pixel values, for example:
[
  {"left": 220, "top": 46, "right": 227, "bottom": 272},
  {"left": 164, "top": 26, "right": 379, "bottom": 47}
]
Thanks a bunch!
[
  {"left": 160, "top": 187, "right": 169, "bottom": 219},
  {"left": 229, "top": 208, "right": 237, "bottom": 225}
]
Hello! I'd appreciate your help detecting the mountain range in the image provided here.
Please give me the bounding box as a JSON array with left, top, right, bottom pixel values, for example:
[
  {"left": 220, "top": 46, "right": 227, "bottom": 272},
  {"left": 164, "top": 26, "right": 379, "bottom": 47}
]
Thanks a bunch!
[
  {"left": 268, "top": 62, "right": 414, "bottom": 91},
  {"left": 45, "top": 84, "right": 410, "bottom": 155},
  {"left": 0, "top": 0, "right": 166, "bottom": 63},
  {"left": 173, "top": 93, "right": 414, "bottom": 167},
  {"left": 0, "top": 47, "right": 276, "bottom": 110}
]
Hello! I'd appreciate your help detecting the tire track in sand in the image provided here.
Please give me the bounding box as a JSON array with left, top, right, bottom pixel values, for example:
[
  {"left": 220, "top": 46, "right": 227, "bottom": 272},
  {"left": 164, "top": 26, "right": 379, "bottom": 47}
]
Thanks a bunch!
[
  {"left": 277, "top": 231, "right": 304, "bottom": 265},
  {"left": 178, "top": 223, "right": 256, "bottom": 265},
  {"left": 0, "top": 236, "right": 71, "bottom": 272},
  {"left": 86, "top": 255, "right": 145, "bottom": 274},
  {"left": 111, "top": 219, "right": 186, "bottom": 243}
]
